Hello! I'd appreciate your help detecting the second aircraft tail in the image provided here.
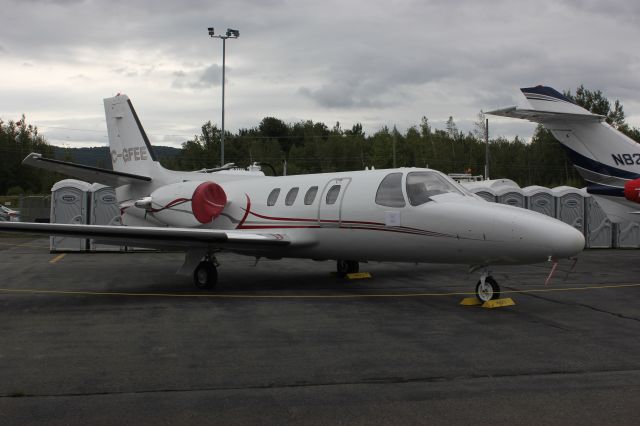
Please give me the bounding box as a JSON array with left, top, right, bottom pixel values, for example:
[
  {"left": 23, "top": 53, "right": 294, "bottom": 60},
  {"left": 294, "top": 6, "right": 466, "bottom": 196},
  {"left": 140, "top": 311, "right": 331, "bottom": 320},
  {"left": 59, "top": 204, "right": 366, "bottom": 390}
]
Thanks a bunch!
[{"left": 487, "top": 85, "right": 640, "bottom": 194}]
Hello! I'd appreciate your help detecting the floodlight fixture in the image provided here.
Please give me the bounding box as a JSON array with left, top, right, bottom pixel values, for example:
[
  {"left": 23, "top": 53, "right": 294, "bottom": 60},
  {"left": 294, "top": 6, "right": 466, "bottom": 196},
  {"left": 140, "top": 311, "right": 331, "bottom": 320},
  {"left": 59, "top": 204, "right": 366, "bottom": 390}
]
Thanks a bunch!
[
  {"left": 226, "top": 28, "right": 240, "bottom": 38},
  {"left": 207, "top": 27, "right": 215, "bottom": 37}
]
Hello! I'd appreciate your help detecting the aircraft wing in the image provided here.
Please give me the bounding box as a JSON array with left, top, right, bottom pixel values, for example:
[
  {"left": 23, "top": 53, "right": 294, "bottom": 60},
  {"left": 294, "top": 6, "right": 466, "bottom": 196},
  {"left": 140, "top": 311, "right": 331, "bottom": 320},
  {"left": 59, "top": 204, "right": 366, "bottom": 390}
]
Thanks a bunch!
[
  {"left": 22, "top": 153, "right": 151, "bottom": 187},
  {"left": 0, "top": 222, "right": 290, "bottom": 251},
  {"left": 486, "top": 106, "right": 605, "bottom": 124}
]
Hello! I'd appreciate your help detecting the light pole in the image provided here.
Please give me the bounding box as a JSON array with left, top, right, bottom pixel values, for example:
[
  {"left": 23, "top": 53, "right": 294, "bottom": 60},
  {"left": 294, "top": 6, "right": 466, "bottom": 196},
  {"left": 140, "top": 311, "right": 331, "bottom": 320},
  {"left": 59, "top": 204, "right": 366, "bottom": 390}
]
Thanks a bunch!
[{"left": 207, "top": 27, "right": 239, "bottom": 166}]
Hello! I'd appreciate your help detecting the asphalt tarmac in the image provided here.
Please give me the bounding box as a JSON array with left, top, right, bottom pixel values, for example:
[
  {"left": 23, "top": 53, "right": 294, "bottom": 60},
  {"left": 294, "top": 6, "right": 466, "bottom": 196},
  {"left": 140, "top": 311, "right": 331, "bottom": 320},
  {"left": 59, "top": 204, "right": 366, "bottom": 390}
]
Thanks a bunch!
[{"left": 0, "top": 237, "right": 639, "bottom": 425}]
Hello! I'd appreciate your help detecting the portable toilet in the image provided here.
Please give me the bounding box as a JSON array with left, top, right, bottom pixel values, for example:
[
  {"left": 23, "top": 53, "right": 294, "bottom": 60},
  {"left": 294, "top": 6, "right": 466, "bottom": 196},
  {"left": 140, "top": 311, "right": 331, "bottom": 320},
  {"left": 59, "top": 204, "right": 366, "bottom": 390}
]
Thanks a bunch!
[
  {"left": 614, "top": 221, "right": 640, "bottom": 248},
  {"left": 552, "top": 186, "right": 586, "bottom": 234},
  {"left": 88, "top": 183, "right": 122, "bottom": 251},
  {"left": 523, "top": 186, "right": 555, "bottom": 217},
  {"left": 585, "top": 195, "right": 613, "bottom": 248},
  {"left": 460, "top": 181, "right": 498, "bottom": 202},
  {"left": 50, "top": 179, "right": 91, "bottom": 252},
  {"left": 482, "top": 178, "right": 520, "bottom": 189},
  {"left": 495, "top": 186, "right": 525, "bottom": 208}
]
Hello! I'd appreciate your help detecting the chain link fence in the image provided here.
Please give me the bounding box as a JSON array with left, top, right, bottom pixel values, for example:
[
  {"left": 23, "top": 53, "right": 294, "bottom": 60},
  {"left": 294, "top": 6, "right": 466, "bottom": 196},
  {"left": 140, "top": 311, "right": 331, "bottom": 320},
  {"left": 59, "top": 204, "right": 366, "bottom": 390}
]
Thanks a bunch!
[{"left": 1, "top": 195, "right": 51, "bottom": 223}]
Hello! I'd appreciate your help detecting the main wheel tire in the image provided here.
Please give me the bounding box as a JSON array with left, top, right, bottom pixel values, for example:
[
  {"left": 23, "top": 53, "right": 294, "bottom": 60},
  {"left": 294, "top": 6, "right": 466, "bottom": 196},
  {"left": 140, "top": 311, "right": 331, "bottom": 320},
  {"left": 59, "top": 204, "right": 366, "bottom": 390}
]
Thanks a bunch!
[
  {"left": 337, "top": 260, "right": 359, "bottom": 277},
  {"left": 194, "top": 261, "right": 218, "bottom": 289},
  {"left": 475, "top": 276, "right": 500, "bottom": 302}
]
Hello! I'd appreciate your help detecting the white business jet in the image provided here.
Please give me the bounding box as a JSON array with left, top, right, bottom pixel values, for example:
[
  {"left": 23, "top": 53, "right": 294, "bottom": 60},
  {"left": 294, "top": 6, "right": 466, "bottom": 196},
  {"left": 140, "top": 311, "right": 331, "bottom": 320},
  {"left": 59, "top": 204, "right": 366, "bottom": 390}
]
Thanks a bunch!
[
  {"left": 487, "top": 85, "right": 640, "bottom": 223},
  {"left": 0, "top": 95, "right": 585, "bottom": 301}
]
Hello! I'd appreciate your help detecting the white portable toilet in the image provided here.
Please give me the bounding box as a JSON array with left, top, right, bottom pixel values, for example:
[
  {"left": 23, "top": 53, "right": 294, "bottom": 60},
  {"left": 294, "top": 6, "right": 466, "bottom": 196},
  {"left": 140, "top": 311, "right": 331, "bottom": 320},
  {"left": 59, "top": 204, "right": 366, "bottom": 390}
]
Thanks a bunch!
[
  {"left": 482, "top": 178, "right": 520, "bottom": 190},
  {"left": 50, "top": 179, "right": 91, "bottom": 252},
  {"left": 495, "top": 186, "right": 525, "bottom": 208},
  {"left": 523, "top": 186, "right": 555, "bottom": 217},
  {"left": 585, "top": 195, "right": 613, "bottom": 248},
  {"left": 614, "top": 221, "right": 640, "bottom": 248},
  {"left": 460, "top": 181, "right": 498, "bottom": 202},
  {"left": 552, "top": 186, "right": 586, "bottom": 234},
  {"left": 88, "top": 183, "right": 122, "bottom": 251}
]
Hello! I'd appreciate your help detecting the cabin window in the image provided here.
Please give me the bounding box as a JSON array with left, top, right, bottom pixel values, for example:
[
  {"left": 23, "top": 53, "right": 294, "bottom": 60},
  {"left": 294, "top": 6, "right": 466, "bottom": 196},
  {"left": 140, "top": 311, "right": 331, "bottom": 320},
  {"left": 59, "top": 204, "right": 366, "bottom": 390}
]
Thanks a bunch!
[
  {"left": 304, "top": 186, "right": 318, "bottom": 205},
  {"left": 325, "top": 185, "right": 341, "bottom": 205},
  {"left": 285, "top": 187, "right": 299, "bottom": 206},
  {"left": 406, "top": 172, "right": 463, "bottom": 206},
  {"left": 375, "top": 172, "right": 406, "bottom": 207},
  {"left": 267, "top": 188, "right": 280, "bottom": 206}
]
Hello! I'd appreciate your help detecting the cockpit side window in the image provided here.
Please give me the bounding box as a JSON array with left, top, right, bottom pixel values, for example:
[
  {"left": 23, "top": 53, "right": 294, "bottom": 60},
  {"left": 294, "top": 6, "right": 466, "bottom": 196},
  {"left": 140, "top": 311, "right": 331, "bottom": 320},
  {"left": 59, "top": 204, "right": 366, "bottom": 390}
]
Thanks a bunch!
[
  {"left": 375, "top": 173, "right": 406, "bottom": 207},
  {"left": 406, "top": 172, "right": 463, "bottom": 206}
]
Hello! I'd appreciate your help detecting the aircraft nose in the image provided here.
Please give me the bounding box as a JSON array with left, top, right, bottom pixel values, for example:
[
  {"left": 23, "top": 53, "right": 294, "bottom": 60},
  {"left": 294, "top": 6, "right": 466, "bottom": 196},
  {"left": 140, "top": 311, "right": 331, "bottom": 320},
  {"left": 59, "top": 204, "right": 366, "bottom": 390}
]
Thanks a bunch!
[
  {"left": 545, "top": 220, "right": 585, "bottom": 259},
  {"left": 488, "top": 204, "right": 586, "bottom": 262}
]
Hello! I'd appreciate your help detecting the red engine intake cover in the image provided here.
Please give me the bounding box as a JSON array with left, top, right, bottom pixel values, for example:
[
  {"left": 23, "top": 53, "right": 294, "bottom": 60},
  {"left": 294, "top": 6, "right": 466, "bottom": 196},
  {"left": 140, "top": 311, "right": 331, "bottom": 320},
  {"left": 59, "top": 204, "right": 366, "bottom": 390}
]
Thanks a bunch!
[
  {"left": 191, "top": 182, "right": 227, "bottom": 223},
  {"left": 624, "top": 178, "right": 640, "bottom": 204}
]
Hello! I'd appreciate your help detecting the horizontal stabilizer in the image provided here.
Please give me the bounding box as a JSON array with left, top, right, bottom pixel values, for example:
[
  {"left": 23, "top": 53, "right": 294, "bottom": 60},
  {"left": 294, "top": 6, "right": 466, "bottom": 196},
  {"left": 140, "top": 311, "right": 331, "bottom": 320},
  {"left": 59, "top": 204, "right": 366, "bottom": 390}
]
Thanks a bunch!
[
  {"left": 22, "top": 153, "right": 151, "bottom": 186},
  {"left": 486, "top": 106, "right": 605, "bottom": 124},
  {"left": 0, "top": 222, "right": 290, "bottom": 251},
  {"left": 487, "top": 86, "right": 606, "bottom": 124}
]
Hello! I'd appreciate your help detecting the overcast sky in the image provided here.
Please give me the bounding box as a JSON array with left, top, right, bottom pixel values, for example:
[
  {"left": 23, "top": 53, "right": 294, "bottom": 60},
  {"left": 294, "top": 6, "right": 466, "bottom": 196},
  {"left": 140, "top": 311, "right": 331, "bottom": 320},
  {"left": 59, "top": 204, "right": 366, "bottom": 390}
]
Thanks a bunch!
[{"left": 1, "top": 0, "right": 640, "bottom": 148}]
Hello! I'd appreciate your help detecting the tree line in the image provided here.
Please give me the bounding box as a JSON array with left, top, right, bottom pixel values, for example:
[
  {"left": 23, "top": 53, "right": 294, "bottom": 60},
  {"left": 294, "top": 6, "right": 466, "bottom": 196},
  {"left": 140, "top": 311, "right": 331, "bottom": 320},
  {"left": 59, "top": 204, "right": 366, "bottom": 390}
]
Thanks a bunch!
[
  {"left": 1, "top": 86, "right": 639, "bottom": 195},
  {"left": 162, "top": 86, "right": 640, "bottom": 188},
  {"left": 0, "top": 116, "right": 62, "bottom": 195}
]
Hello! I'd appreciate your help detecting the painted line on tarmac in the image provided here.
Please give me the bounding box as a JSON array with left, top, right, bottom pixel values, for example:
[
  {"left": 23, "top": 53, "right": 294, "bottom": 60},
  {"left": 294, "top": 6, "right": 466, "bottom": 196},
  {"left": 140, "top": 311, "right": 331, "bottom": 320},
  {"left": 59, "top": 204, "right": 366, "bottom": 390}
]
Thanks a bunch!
[
  {"left": 49, "top": 253, "right": 66, "bottom": 264},
  {"left": 0, "top": 240, "right": 49, "bottom": 249},
  {"left": 0, "top": 283, "right": 639, "bottom": 300}
]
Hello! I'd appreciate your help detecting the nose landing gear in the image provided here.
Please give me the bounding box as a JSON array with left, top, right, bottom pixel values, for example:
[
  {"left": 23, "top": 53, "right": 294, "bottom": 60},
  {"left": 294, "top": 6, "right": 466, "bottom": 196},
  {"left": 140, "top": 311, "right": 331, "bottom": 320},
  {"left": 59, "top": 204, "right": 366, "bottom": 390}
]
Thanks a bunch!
[
  {"left": 336, "top": 260, "right": 359, "bottom": 277},
  {"left": 475, "top": 273, "right": 500, "bottom": 302}
]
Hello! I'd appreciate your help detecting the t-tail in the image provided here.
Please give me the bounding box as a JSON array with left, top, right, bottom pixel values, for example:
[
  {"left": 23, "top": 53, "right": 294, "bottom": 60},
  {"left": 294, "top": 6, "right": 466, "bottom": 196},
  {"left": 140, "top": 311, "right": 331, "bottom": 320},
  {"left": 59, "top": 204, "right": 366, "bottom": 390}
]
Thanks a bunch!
[
  {"left": 104, "top": 95, "right": 161, "bottom": 178},
  {"left": 487, "top": 86, "right": 640, "bottom": 220},
  {"left": 21, "top": 94, "right": 163, "bottom": 188}
]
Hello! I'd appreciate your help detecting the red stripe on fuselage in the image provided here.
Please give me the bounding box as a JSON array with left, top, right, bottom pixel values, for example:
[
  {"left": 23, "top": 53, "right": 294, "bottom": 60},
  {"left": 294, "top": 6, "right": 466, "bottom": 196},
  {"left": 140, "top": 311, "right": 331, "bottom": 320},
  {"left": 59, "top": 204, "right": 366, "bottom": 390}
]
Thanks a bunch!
[
  {"left": 234, "top": 195, "right": 456, "bottom": 238},
  {"left": 148, "top": 198, "right": 190, "bottom": 213},
  {"left": 246, "top": 209, "right": 384, "bottom": 226},
  {"left": 237, "top": 194, "right": 252, "bottom": 229}
]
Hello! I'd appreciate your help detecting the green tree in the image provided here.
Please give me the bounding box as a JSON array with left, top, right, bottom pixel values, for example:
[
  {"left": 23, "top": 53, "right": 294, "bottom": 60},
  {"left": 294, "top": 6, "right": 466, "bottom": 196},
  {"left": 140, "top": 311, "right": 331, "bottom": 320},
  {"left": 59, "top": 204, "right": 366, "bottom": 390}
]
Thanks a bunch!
[{"left": 566, "top": 85, "right": 640, "bottom": 140}]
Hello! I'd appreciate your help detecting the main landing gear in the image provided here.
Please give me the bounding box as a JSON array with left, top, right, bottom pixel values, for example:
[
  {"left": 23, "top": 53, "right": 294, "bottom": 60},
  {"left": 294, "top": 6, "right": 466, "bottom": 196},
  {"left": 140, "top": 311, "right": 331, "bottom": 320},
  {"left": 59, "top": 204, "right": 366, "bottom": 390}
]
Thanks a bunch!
[
  {"left": 475, "top": 273, "right": 500, "bottom": 302},
  {"left": 193, "top": 257, "right": 218, "bottom": 289},
  {"left": 336, "top": 260, "right": 359, "bottom": 277}
]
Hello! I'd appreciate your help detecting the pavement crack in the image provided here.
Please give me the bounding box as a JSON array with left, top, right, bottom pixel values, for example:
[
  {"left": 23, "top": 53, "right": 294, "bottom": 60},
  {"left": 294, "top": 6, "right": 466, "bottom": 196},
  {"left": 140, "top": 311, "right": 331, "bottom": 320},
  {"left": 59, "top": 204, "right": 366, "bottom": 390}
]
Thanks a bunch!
[
  {"left": 3, "top": 368, "right": 640, "bottom": 400},
  {"left": 505, "top": 286, "right": 640, "bottom": 323}
]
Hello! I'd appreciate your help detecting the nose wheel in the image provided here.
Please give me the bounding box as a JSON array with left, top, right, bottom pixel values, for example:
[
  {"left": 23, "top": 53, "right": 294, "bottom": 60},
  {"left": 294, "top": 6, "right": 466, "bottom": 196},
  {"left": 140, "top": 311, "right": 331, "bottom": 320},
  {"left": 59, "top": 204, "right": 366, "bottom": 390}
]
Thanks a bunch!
[
  {"left": 194, "top": 260, "right": 218, "bottom": 289},
  {"left": 337, "top": 260, "right": 359, "bottom": 277},
  {"left": 475, "top": 275, "right": 500, "bottom": 302}
]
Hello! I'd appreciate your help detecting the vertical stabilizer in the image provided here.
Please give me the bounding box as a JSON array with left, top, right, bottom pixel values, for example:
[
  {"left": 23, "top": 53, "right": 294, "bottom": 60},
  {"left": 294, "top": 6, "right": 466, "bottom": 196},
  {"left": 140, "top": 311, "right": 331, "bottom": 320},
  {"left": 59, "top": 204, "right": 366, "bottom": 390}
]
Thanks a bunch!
[
  {"left": 104, "top": 95, "right": 159, "bottom": 176},
  {"left": 487, "top": 86, "right": 640, "bottom": 192}
]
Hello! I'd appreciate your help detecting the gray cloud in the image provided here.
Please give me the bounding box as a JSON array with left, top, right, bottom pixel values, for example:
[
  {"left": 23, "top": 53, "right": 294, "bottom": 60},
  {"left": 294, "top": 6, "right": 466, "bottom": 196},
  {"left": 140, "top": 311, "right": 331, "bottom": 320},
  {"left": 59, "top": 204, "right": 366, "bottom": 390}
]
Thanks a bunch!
[
  {"left": 1, "top": 0, "right": 640, "bottom": 146},
  {"left": 171, "top": 65, "right": 223, "bottom": 90},
  {"left": 20, "top": 0, "right": 85, "bottom": 3}
]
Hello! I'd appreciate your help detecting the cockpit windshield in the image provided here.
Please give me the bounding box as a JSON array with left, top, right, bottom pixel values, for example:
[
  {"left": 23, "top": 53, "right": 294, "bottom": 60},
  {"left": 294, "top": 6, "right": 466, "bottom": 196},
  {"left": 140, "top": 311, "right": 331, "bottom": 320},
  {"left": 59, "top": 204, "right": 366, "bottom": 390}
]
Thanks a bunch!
[{"left": 406, "top": 171, "right": 465, "bottom": 206}]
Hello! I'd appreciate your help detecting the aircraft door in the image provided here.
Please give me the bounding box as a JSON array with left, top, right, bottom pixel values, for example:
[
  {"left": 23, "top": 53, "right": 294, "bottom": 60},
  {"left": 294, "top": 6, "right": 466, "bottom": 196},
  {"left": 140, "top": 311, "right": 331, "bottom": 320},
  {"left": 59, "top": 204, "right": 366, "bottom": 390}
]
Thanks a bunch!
[{"left": 318, "top": 177, "right": 351, "bottom": 227}]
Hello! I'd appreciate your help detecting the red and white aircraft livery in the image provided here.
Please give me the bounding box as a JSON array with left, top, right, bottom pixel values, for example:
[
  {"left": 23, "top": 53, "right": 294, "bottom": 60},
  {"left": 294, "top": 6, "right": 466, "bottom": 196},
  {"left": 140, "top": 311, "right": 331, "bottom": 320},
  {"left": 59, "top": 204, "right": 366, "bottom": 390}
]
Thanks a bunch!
[{"left": 0, "top": 95, "right": 585, "bottom": 301}]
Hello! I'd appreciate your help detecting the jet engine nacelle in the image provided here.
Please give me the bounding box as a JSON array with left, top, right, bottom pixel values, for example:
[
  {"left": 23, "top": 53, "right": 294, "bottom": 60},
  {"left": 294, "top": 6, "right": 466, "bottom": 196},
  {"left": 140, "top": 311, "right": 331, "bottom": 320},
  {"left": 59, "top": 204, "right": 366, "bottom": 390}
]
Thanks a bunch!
[
  {"left": 138, "top": 181, "right": 227, "bottom": 227},
  {"left": 624, "top": 178, "right": 640, "bottom": 204}
]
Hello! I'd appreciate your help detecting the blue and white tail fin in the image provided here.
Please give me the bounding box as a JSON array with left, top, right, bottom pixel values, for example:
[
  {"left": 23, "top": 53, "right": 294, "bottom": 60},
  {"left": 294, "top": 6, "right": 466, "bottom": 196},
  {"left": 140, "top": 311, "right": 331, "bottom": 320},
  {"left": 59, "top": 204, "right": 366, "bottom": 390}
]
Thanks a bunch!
[
  {"left": 487, "top": 85, "right": 640, "bottom": 191},
  {"left": 104, "top": 94, "right": 161, "bottom": 177}
]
